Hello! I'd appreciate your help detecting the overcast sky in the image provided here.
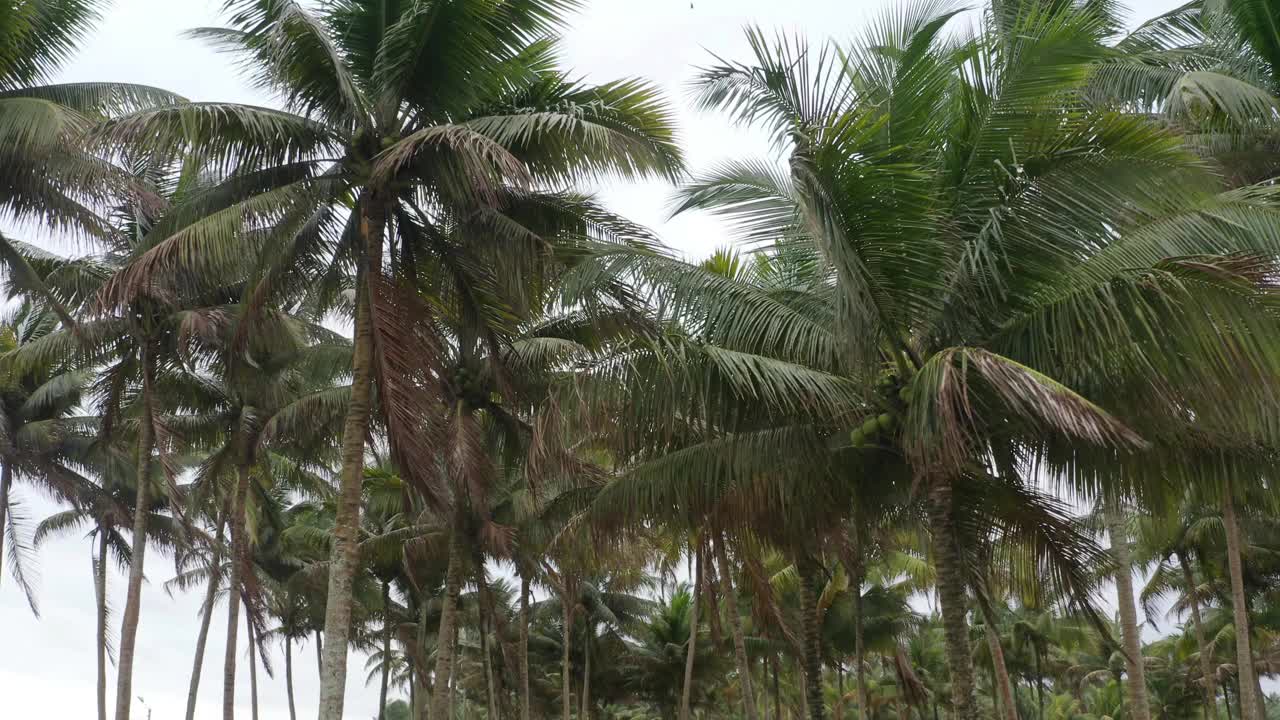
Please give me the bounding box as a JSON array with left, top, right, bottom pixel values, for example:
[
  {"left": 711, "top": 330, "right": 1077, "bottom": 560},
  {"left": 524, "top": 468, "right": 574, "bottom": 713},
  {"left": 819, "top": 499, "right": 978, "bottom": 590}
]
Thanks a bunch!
[{"left": 1, "top": 1, "right": 1185, "bottom": 718}]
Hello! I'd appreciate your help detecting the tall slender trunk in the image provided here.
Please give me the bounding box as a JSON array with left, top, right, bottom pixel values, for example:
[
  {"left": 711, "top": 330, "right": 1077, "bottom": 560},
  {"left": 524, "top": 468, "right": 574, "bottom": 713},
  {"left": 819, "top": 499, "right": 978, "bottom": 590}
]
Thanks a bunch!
[
  {"left": 285, "top": 636, "right": 297, "bottom": 720},
  {"left": 315, "top": 630, "right": 323, "bottom": 677},
  {"left": 1224, "top": 482, "right": 1264, "bottom": 720},
  {"left": 797, "top": 555, "right": 826, "bottom": 720},
  {"left": 680, "top": 545, "right": 703, "bottom": 720},
  {"left": 1226, "top": 681, "right": 1236, "bottom": 720},
  {"left": 379, "top": 581, "right": 392, "bottom": 720},
  {"left": 838, "top": 530, "right": 869, "bottom": 720},
  {"left": 716, "top": 534, "right": 759, "bottom": 720},
  {"left": 580, "top": 624, "right": 591, "bottom": 720},
  {"left": 520, "top": 572, "right": 532, "bottom": 720},
  {"left": 224, "top": 465, "right": 252, "bottom": 720},
  {"left": 248, "top": 616, "right": 259, "bottom": 720},
  {"left": 1034, "top": 647, "right": 1044, "bottom": 720},
  {"left": 1107, "top": 501, "right": 1152, "bottom": 720},
  {"left": 114, "top": 344, "right": 156, "bottom": 720},
  {"left": 0, "top": 461, "right": 11, "bottom": 589},
  {"left": 1180, "top": 552, "right": 1217, "bottom": 719},
  {"left": 429, "top": 519, "right": 466, "bottom": 720},
  {"left": 317, "top": 195, "right": 383, "bottom": 720},
  {"left": 928, "top": 479, "right": 977, "bottom": 720},
  {"left": 978, "top": 601, "right": 1018, "bottom": 720},
  {"left": 478, "top": 574, "right": 498, "bottom": 720},
  {"left": 561, "top": 597, "right": 574, "bottom": 720},
  {"left": 186, "top": 518, "right": 226, "bottom": 720},
  {"left": 96, "top": 528, "right": 110, "bottom": 720},
  {"left": 772, "top": 654, "right": 782, "bottom": 720}
]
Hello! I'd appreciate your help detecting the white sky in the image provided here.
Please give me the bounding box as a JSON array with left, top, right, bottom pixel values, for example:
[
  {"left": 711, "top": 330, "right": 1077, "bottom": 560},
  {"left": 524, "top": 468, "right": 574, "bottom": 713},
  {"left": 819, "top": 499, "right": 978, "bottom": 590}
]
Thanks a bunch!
[{"left": 0, "top": 1, "right": 1184, "bottom": 718}]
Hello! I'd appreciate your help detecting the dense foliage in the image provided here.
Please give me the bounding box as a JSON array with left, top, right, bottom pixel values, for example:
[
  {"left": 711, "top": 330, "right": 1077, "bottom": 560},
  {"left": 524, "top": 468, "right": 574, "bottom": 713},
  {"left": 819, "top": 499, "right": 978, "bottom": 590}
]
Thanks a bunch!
[{"left": 8, "top": 1, "right": 1280, "bottom": 720}]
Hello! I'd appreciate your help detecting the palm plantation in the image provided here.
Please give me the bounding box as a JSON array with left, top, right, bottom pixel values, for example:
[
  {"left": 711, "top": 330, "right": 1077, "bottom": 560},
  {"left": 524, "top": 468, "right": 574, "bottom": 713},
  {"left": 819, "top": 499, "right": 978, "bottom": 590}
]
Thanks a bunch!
[{"left": 9, "top": 0, "right": 1280, "bottom": 719}]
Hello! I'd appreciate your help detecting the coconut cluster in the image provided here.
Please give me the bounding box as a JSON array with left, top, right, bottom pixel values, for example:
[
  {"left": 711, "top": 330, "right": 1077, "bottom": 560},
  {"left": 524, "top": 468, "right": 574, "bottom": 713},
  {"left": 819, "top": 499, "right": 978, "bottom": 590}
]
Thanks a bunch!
[{"left": 847, "top": 373, "right": 911, "bottom": 448}]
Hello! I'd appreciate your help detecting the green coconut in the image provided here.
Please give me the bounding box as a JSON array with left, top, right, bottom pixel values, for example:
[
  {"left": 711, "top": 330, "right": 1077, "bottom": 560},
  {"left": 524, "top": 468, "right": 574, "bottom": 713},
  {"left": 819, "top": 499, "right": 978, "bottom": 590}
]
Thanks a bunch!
[
  {"left": 850, "top": 429, "right": 865, "bottom": 447},
  {"left": 861, "top": 417, "right": 881, "bottom": 436},
  {"left": 878, "top": 413, "right": 895, "bottom": 432},
  {"left": 898, "top": 386, "right": 912, "bottom": 402}
]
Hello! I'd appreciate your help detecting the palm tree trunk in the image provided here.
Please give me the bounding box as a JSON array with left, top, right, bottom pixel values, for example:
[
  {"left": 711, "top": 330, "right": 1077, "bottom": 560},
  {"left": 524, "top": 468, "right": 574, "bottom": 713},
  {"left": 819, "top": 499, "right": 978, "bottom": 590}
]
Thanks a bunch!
[
  {"left": 928, "top": 479, "right": 977, "bottom": 720},
  {"left": 479, "top": 577, "right": 498, "bottom": 720},
  {"left": 580, "top": 624, "right": 591, "bottom": 720},
  {"left": 561, "top": 597, "right": 574, "bottom": 720},
  {"left": 224, "top": 465, "right": 252, "bottom": 720},
  {"left": 114, "top": 345, "right": 157, "bottom": 720},
  {"left": 315, "top": 630, "right": 323, "bottom": 676},
  {"left": 1180, "top": 552, "right": 1218, "bottom": 719},
  {"left": 285, "top": 636, "right": 297, "bottom": 720},
  {"left": 1226, "top": 681, "right": 1236, "bottom": 720},
  {"left": 429, "top": 518, "right": 466, "bottom": 720},
  {"left": 838, "top": 530, "right": 869, "bottom": 720},
  {"left": 380, "top": 580, "right": 392, "bottom": 720},
  {"left": 978, "top": 601, "right": 1018, "bottom": 720},
  {"left": 1034, "top": 647, "right": 1044, "bottom": 720},
  {"left": 797, "top": 554, "right": 826, "bottom": 720},
  {"left": 96, "top": 529, "right": 110, "bottom": 720},
  {"left": 1223, "top": 481, "right": 1264, "bottom": 720},
  {"left": 520, "top": 571, "right": 532, "bottom": 720},
  {"left": 680, "top": 544, "right": 703, "bottom": 720},
  {"left": 1106, "top": 500, "right": 1152, "bottom": 720},
  {"left": 716, "top": 533, "right": 759, "bottom": 720},
  {"left": 0, "top": 460, "right": 11, "bottom": 589},
  {"left": 186, "top": 518, "right": 226, "bottom": 720},
  {"left": 317, "top": 196, "right": 383, "bottom": 720},
  {"left": 772, "top": 654, "right": 782, "bottom": 720},
  {"left": 248, "top": 616, "right": 259, "bottom": 720}
]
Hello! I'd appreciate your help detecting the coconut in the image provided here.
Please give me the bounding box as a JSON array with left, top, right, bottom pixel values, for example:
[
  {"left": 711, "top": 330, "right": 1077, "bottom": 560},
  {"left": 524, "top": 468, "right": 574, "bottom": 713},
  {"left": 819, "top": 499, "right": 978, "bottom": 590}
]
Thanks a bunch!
[{"left": 878, "top": 413, "right": 895, "bottom": 432}]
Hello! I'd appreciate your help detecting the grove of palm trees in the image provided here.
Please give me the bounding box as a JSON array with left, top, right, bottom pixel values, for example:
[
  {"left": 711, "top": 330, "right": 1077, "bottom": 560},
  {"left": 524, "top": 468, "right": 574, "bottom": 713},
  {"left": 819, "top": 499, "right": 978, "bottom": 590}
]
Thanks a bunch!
[{"left": 10, "top": 0, "right": 1280, "bottom": 719}]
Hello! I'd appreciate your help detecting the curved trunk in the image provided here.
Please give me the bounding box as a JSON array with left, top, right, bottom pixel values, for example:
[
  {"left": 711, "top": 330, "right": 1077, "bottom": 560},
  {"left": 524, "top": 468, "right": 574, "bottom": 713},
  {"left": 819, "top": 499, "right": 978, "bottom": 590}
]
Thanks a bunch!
[
  {"left": 978, "top": 600, "right": 1018, "bottom": 720},
  {"left": 716, "top": 534, "right": 759, "bottom": 720},
  {"left": 379, "top": 581, "right": 392, "bottom": 720},
  {"left": 679, "top": 545, "right": 702, "bottom": 720},
  {"left": 928, "top": 479, "right": 977, "bottom": 720},
  {"left": 561, "top": 598, "right": 573, "bottom": 720},
  {"left": 285, "top": 636, "right": 297, "bottom": 720},
  {"left": 520, "top": 572, "right": 532, "bottom": 720},
  {"left": 0, "top": 461, "right": 11, "bottom": 589},
  {"left": 798, "top": 555, "right": 826, "bottom": 720},
  {"left": 316, "top": 196, "right": 383, "bottom": 720},
  {"left": 186, "top": 518, "right": 226, "bottom": 720},
  {"left": 114, "top": 345, "right": 157, "bottom": 720},
  {"left": 1224, "top": 483, "right": 1264, "bottom": 720},
  {"left": 428, "top": 519, "right": 466, "bottom": 720},
  {"left": 224, "top": 465, "right": 252, "bottom": 720},
  {"left": 1180, "top": 553, "right": 1217, "bottom": 719},
  {"left": 96, "top": 529, "right": 109, "bottom": 720},
  {"left": 1106, "top": 501, "right": 1152, "bottom": 720}
]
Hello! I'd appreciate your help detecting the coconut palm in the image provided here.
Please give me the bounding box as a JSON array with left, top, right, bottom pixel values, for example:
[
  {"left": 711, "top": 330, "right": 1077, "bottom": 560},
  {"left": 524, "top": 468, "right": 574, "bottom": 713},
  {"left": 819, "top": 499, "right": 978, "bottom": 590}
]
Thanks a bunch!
[
  {"left": 0, "top": 300, "right": 96, "bottom": 605},
  {"left": 0, "top": 0, "right": 181, "bottom": 317},
  {"left": 88, "top": 3, "right": 682, "bottom": 715},
  {"left": 637, "top": 1, "right": 1280, "bottom": 715},
  {"left": 34, "top": 439, "right": 185, "bottom": 720}
]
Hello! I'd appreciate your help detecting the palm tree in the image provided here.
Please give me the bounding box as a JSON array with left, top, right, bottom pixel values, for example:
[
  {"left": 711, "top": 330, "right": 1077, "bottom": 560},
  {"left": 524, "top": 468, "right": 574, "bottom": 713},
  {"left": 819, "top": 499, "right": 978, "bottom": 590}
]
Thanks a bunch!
[
  {"left": 91, "top": 4, "right": 683, "bottom": 716},
  {"left": 630, "top": 2, "right": 1280, "bottom": 717},
  {"left": 0, "top": 300, "right": 95, "bottom": 604},
  {"left": 34, "top": 439, "right": 184, "bottom": 720},
  {"left": 0, "top": 0, "right": 179, "bottom": 317}
]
